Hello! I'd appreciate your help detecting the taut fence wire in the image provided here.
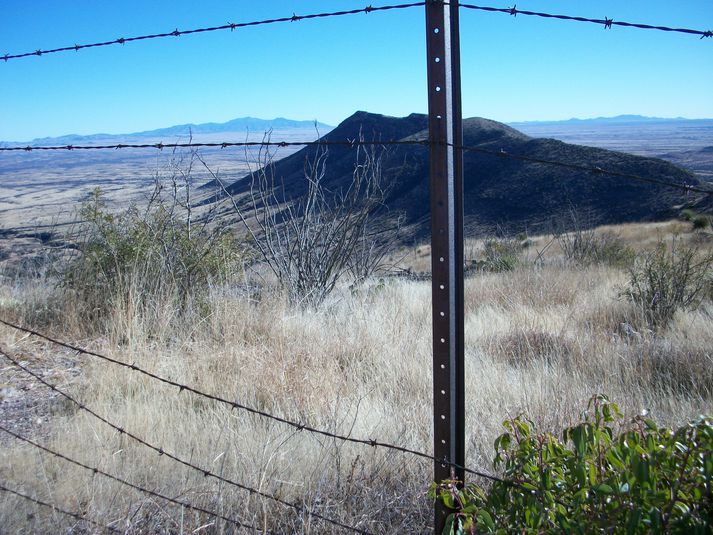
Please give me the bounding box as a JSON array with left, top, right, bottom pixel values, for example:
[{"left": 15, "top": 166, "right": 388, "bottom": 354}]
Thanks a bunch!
[
  {"left": 0, "top": 140, "right": 428, "bottom": 151},
  {"left": 0, "top": 424, "right": 268, "bottom": 534},
  {"left": 0, "top": 482, "right": 122, "bottom": 534},
  {"left": 0, "top": 318, "right": 506, "bottom": 484},
  {"left": 2, "top": 138, "right": 709, "bottom": 197},
  {"left": 2, "top": 0, "right": 709, "bottom": 64},
  {"left": 1, "top": 3, "right": 425, "bottom": 62},
  {"left": 0, "top": 346, "right": 376, "bottom": 535},
  {"left": 1, "top": 332, "right": 575, "bottom": 516},
  {"left": 457, "top": 3, "right": 713, "bottom": 38}
]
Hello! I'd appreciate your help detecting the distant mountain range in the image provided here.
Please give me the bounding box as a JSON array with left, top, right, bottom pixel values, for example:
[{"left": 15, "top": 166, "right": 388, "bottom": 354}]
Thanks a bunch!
[
  {"left": 9, "top": 117, "right": 333, "bottom": 145},
  {"left": 11, "top": 114, "right": 710, "bottom": 145},
  {"left": 204, "top": 111, "right": 712, "bottom": 240},
  {"left": 509, "top": 115, "right": 712, "bottom": 126}
]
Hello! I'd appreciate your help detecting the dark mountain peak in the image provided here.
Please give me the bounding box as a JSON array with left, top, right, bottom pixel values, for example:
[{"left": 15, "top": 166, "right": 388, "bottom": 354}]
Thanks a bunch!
[
  {"left": 321, "top": 111, "right": 528, "bottom": 148},
  {"left": 325, "top": 111, "right": 428, "bottom": 142},
  {"left": 206, "top": 111, "right": 709, "bottom": 238}
]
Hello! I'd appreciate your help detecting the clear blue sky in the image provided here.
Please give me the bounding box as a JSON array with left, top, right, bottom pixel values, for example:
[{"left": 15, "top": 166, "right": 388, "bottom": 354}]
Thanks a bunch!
[{"left": 1, "top": 1, "right": 711, "bottom": 141}]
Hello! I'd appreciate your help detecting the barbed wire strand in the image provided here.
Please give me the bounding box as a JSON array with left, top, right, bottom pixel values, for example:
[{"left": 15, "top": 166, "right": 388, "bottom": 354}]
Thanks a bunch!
[
  {"left": 457, "top": 3, "right": 712, "bottom": 38},
  {"left": 0, "top": 335, "right": 573, "bottom": 512},
  {"left": 0, "top": 482, "right": 121, "bottom": 533},
  {"left": 1, "top": 3, "right": 425, "bottom": 62},
  {"left": 0, "top": 347, "right": 376, "bottom": 535},
  {"left": 0, "top": 317, "right": 505, "bottom": 484},
  {"left": 0, "top": 425, "right": 263, "bottom": 533},
  {"left": 1, "top": 138, "right": 709, "bottom": 197},
  {"left": 0, "top": 140, "right": 426, "bottom": 152},
  {"left": 3, "top": 1, "right": 709, "bottom": 64},
  {"left": 453, "top": 142, "right": 713, "bottom": 196}
]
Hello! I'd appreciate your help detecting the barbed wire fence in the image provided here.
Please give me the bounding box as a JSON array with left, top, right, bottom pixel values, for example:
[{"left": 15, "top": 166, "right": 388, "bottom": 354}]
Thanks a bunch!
[
  {"left": 1, "top": 0, "right": 709, "bottom": 63},
  {"left": 1, "top": 1, "right": 711, "bottom": 533},
  {"left": 1, "top": 139, "right": 710, "bottom": 196}
]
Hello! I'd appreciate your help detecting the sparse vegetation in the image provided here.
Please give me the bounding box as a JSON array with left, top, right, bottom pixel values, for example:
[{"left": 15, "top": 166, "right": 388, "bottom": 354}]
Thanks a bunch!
[
  {"left": 1, "top": 220, "right": 711, "bottom": 533},
  {"left": 215, "top": 140, "right": 398, "bottom": 308},
  {"left": 62, "top": 183, "right": 243, "bottom": 331},
  {"left": 621, "top": 238, "right": 713, "bottom": 330},
  {"left": 679, "top": 208, "right": 696, "bottom": 222},
  {"left": 692, "top": 214, "right": 711, "bottom": 230},
  {"left": 475, "top": 237, "right": 522, "bottom": 272},
  {"left": 679, "top": 209, "right": 711, "bottom": 231},
  {"left": 555, "top": 211, "right": 635, "bottom": 267}
]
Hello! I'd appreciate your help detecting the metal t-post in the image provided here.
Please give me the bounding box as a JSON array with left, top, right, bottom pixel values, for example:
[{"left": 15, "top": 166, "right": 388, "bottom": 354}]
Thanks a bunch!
[{"left": 425, "top": 0, "right": 465, "bottom": 532}]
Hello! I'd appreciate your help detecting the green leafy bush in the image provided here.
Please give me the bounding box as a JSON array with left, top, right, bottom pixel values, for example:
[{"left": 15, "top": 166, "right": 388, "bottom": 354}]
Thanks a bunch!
[
  {"left": 430, "top": 395, "right": 713, "bottom": 534},
  {"left": 62, "top": 188, "right": 243, "bottom": 323},
  {"left": 621, "top": 239, "right": 713, "bottom": 330}
]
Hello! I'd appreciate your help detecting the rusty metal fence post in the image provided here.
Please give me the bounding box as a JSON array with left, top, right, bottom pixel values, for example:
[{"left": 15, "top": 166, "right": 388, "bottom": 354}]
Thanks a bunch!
[{"left": 425, "top": 0, "right": 465, "bottom": 532}]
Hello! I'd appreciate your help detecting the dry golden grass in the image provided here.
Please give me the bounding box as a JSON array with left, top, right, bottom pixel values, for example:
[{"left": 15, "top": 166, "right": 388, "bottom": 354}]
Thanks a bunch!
[{"left": 0, "top": 220, "right": 711, "bottom": 533}]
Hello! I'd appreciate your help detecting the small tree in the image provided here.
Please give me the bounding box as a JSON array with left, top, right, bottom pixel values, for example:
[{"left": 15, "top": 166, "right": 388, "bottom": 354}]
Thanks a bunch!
[{"left": 213, "top": 136, "right": 398, "bottom": 308}]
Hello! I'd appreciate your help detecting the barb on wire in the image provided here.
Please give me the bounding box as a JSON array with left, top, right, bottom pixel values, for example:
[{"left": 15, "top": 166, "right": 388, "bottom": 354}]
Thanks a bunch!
[
  {"left": 0, "top": 139, "right": 428, "bottom": 152},
  {"left": 0, "top": 338, "right": 574, "bottom": 513},
  {"left": 1, "top": 3, "right": 425, "bottom": 62},
  {"left": 0, "top": 347, "right": 375, "bottom": 535},
  {"left": 0, "top": 318, "right": 504, "bottom": 484},
  {"left": 0, "top": 482, "right": 121, "bottom": 533},
  {"left": 458, "top": 3, "right": 712, "bottom": 38},
  {"left": 0, "top": 425, "right": 260, "bottom": 533},
  {"left": 452, "top": 142, "right": 713, "bottom": 196}
]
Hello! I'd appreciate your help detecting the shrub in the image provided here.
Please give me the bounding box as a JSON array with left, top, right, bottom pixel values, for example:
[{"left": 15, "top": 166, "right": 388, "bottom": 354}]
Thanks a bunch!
[
  {"left": 62, "top": 188, "right": 243, "bottom": 325},
  {"left": 621, "top": 239, "right": 713, "bottom": 330},
  {"left": 553, "top": 210, "right": 634, "bottom": 267},
  {"left": 558, "top": 229, "right": 634, "bottom": 267},
  {"left": 478, "top": 238, "right": 521, "bottom": 272},
  {"left": 692, "top": 214, "right": 710, "bottom": 231},
  {"left": 430, "top": 395, "right": 713, "bottom": 534},
  {"left": 679, "top": 208, "right": 696, "bottom": 222},
  {"left": 216, "top": 139, "right": 398, "bottom": 309},
  {"left": 596, "top": 233, "right": 636, "bottom": 267}
]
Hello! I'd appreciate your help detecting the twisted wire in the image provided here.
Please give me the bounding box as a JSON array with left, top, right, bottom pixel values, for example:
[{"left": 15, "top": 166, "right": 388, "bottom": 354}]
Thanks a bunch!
[
  {"left": 2, "top": 3, "right": 425, "bottom": 62},
  {"left": 0, "top": 346, "right": 376, "bottom": 535},
  {"left": 0, "top": 425, "right": 261, "bottom": 533},
  {"left": 0, "top": 482, "right": 121, "bottom": 533},
  {"left": 1, "top": 137, "right": 708, "bottom": 196},
  {"left": 458, "top": 3, "right": 712, "bottom": 38},
  {"left": 0, "top": 318, "right": 506, "bottom": 484}
]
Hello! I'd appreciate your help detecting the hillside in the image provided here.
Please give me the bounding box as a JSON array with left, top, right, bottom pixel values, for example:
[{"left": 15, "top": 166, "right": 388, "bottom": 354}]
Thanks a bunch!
[
  {"left": 208, "top": 111, "right": 712, "bottom": 239},
  {"left": 510, "top": 117, "right": 713, "bottom": 180}
]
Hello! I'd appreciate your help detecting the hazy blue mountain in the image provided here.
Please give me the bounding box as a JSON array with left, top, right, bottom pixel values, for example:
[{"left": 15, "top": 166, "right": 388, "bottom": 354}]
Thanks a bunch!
[
  {"left": 6, "top": 117, "right": 332, "bottom": 145},
  {"left": 509, "top": 115, "right": 710, "bottom": 126},
  {"left": 133, "top": 117, "right": 332, "bottom": 137}
]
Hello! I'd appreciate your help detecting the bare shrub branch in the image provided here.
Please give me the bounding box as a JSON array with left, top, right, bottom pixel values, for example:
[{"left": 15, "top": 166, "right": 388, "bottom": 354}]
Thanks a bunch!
[{"left": 214, "top": 132, "right": 398, "bottom": 308}]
